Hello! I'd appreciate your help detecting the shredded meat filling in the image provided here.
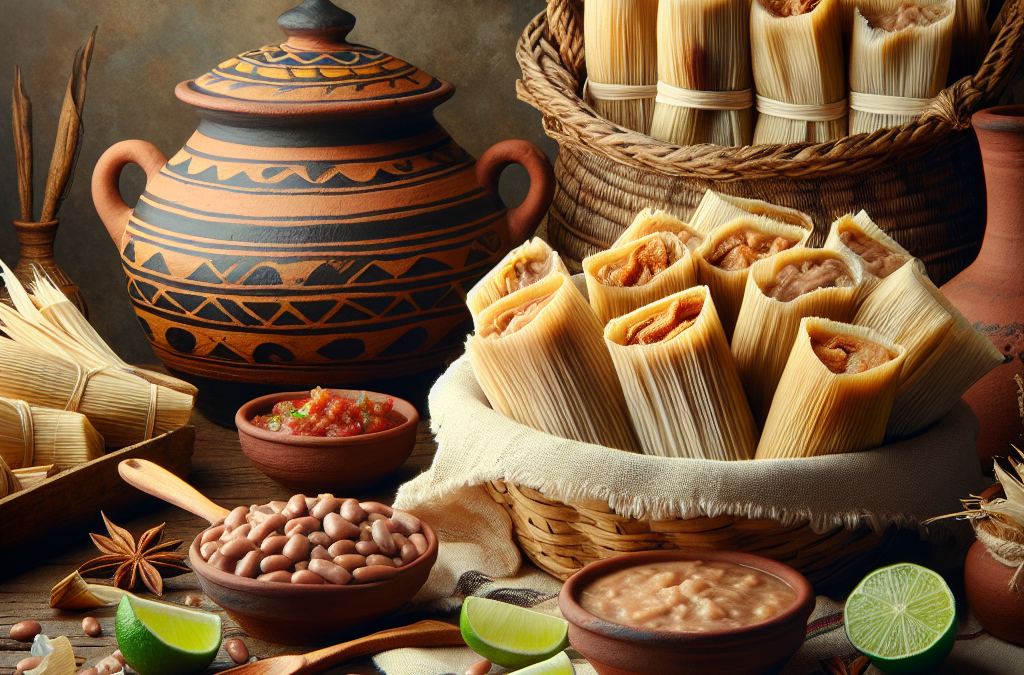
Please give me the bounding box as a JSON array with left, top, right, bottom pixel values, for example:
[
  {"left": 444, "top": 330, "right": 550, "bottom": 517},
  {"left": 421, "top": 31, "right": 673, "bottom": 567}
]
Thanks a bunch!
[
  {"left": 624, "top": 298, "right": 703, "bottom": 345},
  {"left": 839, "top": 229, "right": 909, "bottom": 279},
  {"left": 501, "top": 256, "right": 552, "bottom": 295},
  {"left": 812, "top": 334, "right": 895, "bottom": 374},
  {"left": 599, "top": 237, "right": 677, "bottom": 287},
  {"left": 763, "top": 0, "right": 822, "bottom": 17},
  {"left": 482, "top": 293, "right": 556, "bottom": 339},
  {"left": 763, "top": 258, "right": 855, "bottom": 302},
  {"left": 868, "top": 2, "right": 948, "bottom": 30},
  {"left": 706, "top": 228, "right": 796, "bottom": 272}
]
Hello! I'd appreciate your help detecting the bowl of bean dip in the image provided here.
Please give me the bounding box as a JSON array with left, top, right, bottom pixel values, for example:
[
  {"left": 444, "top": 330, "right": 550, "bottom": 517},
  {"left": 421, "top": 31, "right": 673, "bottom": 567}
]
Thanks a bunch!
[{"left": 559, "top": 547, "right": 814, "bottom": 675}]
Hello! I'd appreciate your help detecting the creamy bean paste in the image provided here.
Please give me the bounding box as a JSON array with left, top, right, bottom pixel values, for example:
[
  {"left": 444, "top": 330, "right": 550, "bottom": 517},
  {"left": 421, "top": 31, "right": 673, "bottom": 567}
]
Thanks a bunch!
[
  {"left": 763, "top": 258, "right": 855, "bottom": 302},
  {"left": 580, "top": 560, "right": 797, "bottom": 632},
  {"left": 812, "top": 333, "right": 895, "bottom": 374},
  {"left": 838, "top": 228, "right": 909, "bottom": 279}
]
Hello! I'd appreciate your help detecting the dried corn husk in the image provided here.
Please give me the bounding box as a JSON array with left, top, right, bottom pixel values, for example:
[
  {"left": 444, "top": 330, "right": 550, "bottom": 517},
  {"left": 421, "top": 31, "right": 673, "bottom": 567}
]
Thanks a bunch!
[
  {"left": 689, "top": 190, "right": 815, "bottom": 239},
  {"left": 584, "top": 0, "right": 660, "bottom": 133},
  {"left": 733, "top": 248, "right": 867, "bottom": 425},
  {"left": 13, "top": 464, "right": 59, "bottom": 491},
  {"left": 605, "top": 287, "right": 758, "bottom": 459},
  {"left": 0, "top": 455, "right": 21, "bottom": 498},
  {"left": 0, "top": 397, "right": 104, "bottom": 470},
  {"left": 849, "top": 0, "right": 955, "bottom": 135},
  {"left": 824, "top": 211, "right": 913, "bottom": 280},
  {"left": 50, "top": 570, "right": 132, "bottom": 610},
  {"left": 751, "top": 0, "right": 848, "bottom": 144},
  {"left": 584, "top": 232, "right": 700, "bottom": 325},
  {"left": 756, "top": 318, "right": 906, "bottom": 459},
  {"left": 612, "top": 208, "right": 704, "bottom": 249},
  {"left": 467, "top": 238, "right": 569, "bottom": 324},
  {"left": 467, "top": 274, "right": 640, "bottom": 453},
  {"left": 25, "top": 636, "right": 75, "bottom": 675},
  {"left": 950, "top": 0, "right": 990, "bottom": 82},
  {"left": 694, "top": 216, "right": 810, "bottom": 339},
  {"left": 649, "top": 0, "right": 755, "bottom": 146},
  {"left": 853, "top": 262, "right": 1005, "bottom": 439}
]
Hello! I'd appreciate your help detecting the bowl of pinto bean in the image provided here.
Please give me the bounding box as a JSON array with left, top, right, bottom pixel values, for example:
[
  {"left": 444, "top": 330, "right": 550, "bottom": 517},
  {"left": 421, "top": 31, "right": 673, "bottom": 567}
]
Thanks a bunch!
[{"left": 189, "top": 494, "right": 438, "bottom": 645}]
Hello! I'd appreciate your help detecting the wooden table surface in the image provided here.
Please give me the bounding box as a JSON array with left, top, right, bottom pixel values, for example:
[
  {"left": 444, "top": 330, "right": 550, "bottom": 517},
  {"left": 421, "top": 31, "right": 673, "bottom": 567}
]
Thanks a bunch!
[{"left": 0, "top": 410, "right": 442, "bottom": 675}]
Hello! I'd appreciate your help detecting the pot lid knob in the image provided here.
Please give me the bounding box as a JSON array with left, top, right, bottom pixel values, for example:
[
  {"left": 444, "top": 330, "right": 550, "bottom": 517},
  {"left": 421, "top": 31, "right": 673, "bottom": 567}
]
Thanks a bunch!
[{"left": 278, "top": 0, "right": 356, "bottom": 51}]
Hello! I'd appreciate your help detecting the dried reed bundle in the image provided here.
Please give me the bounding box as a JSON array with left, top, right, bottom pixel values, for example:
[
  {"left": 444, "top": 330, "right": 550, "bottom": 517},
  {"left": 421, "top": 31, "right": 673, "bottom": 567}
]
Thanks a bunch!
[
  {"left": 467, "top": 238, "right": 569, "bottom": 324},
  {"left": 751, "top": 0, "right": 848, "bottom": 144},
  {"left": 584, "top": 232, "right": 700, "bottom": 324},
  {"left": 605, "top": 287, "right": 758, "bottom": 459},
  {"left": 853, "top": 262, "right": 1005, "bottom": 439},
  {"left": 950, "top": 0, "right": 990, "bottom": 82},
  {"left": 824, "top": 211, "right": 912, "bottom": 280},
  {"left": 756, "top": 318, "right": 906, "bottom": 459},
  {"left": 612, "top": 208, "right": 704, "bottom": 249},
  {"left": 467, "top": 273, "right": 640, "bottom": 452},
  {"left": 733, "top": 248, "right": 867, "bottom": 425},
  {"left": 849, "top": 0, "right": 955, "bottom": 135},
  {"left": 688, "top": 190, "right": 814, "bottom": 237},
  {"left": 0, "top": 456, "right": 21, "bottom": 498},
  {"left": 584, "top": 0, "right": 660, "bottom": 133},
  {"left": 694, "top": 216, "right": 810, "bottom": 338},
  {"left": 0, "top": 397, "right": 104, "bottom": 470},
  {"left": 649, "top": 0, "right": 755, "bottom": 146},
  {"left": 12, "top": 464, "right": 59, "bottom": 491}
]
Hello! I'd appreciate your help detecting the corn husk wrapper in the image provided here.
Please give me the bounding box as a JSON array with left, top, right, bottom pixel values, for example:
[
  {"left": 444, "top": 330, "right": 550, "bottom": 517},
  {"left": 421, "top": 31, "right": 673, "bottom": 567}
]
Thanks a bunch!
[
  {"left": 733, "top": 248, "right": 867, "bottom": 425},
  {"left": 13, "top": 464, "right": 59, "bottom": 491},
  {"left": 605, "top": 287, "right": 758, "bottom": 460},
  {"left": 0, "top": 397, "right": 104, "bottom": 470},
  {"left": 466, "top": 238, "right": 570, "bottom": 324},
  {"left": 853, "top": 262, "right": 1005, "bottom": 439},
  {"left": 466, "top": 274, "right": 640, "bottom": 453},
  {"left": 849, "top": 1, "right": 955, "bottom": 135},
  {"left": 0, "top": 455, "right": 21, "bottom": 498},
  {"left": 756, "top": 318, "right": 906, "bottom": 459},
  {"left": 688, "top": 190, "right": 815, "bottom": 239},
  {"left": 584, "top": 0, "right": 660, "bottom": 133},
  {"left": 824, "top": 211, "right": 913, "bottom": 282},
  {"left": 25, "top": 636, "right": 75, "bottom": 675},
  {"left": 751, "top": 0, "right": 848, "bottom": 144},
  {"left": 649, "top": 0, "right": 755, "bottom": 146},
  {"left": 612, "top": 208, "right": 704, "bottom": 249},
  {"left": 584, "top": 232, "right": 700, "bottom": 325},
  {"left": 694, "top": 216, "right": 810, "bottom": 339},
  {"left": 950, "top": 0, "right": 990, "bottom": 82},
  {"left": 50, "top": 570, "right": 133, "bottom": 610}
]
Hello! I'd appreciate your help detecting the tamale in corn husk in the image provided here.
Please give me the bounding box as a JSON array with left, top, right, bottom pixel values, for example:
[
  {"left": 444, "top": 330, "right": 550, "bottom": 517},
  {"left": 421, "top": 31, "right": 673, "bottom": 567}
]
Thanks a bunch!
[
  {"left": 694, "top": 216, "right": 810, "bottom": 338},
  {"left": 0, "top": 397, "right": 104, "bottom": 470},
  {"left": 751, "top": 0, "right": 848, "bottom": 144},
  {"left": 733, "top": 248, "right": 866, "bottom": 424},
  {"left": 612, "top": 208, "right": 704, "bottom": 249},
  {"left": 688, "top": 190, "right": 815, "bottom": 239},
  {"left": 950, "top": 0, "right": 989, "bottom": 82},
  {"left": 466, "top": 238, "right": 570, "bottom": 323},
  {"left": 605, "top": 287, "right": 758, "bottom": 459},
  {"left": 853, "top": 262, "right": 1005, "bottom": 439},
  {"left": 756, "top": 318, "right": 906, "bottom": 458},
  {"left": 849, "top": 0, "right": 954, "bottom": 135},
  {"left": 12, "top": 464, "right": 59, "bottom": 491},
  {"left": 649, "top": 0, "right": 755, "bottom": 146},
  {"left": 466, "top": 273, "right": 640, "bottom": 452},
  {"left": 0, "top": 455, "right": 20, "bottom": 498},
  {"left": 584, "top": 232, "right": 700, "bottom": 324},
  {"left": 584, "top": 0, "right": 660, "bottom": 133},
  {"left": 824, "top": 211, "right": 912, "bottom": 280}
]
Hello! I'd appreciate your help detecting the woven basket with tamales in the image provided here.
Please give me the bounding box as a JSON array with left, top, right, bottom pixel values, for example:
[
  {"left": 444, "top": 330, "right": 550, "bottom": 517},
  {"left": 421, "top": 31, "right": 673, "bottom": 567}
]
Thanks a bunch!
[{"left": 518, "top": 0, "right": 1024, "bottom": 284}]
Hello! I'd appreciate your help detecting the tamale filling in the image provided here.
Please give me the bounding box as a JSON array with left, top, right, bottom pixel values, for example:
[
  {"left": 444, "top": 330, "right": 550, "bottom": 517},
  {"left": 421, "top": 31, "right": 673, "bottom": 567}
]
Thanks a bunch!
[
  {"left": 598, "top": 236, "right": 678, "bottom": 287},
  {"left": 624, "top": 297, "right": 704, "bottom": 345},
  {"left": 839, "top": 228, "right": 909, "bottom": 278},
  {"left": 812, "top": 334, "right": 895, "bottom": 374},
  {"left": 499, "top": 255, "right": 554, "bottom": 295},
  {"left": 482, "top": 293, "right": 557, "bottom": 339},
  {"left": 705, "top": 228, "right": 796, "bottom": 272},
  {"left": 763, "top": 0, "right": 823, "bottom": 18},
  {"left": 867, "top": 2, "right": 949, "bottom": 30},
  {"left": 763, "top": 258, "right": 855, "bottom": 302}
]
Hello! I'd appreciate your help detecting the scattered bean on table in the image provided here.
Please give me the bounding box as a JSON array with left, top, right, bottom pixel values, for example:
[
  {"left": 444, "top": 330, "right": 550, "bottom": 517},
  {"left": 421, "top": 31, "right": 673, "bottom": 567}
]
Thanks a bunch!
[
  {"left": 16, "top": 656, "right": 43, "bottom": 673},
  {"left": 10, "top": 621, "right": 41, "bottom": 642},
  {"left": 225, "top": 638, "right": 249, "bottom": 664},
  {"left": 465, "top": 659, "right": 492, "bottom": 675},
  {"left": 82, "top": 616, "right": 102, "bottom": 637}
]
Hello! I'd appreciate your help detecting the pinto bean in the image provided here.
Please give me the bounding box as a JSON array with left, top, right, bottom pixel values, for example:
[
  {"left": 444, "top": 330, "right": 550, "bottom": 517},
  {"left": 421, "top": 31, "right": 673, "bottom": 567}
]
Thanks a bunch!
[
  {"left": 355, "top": 540, "right": 380, "bottom": 556},
  {"left": 340, "top": 499, "right": 366, "bottom": 522},
  {"left": 260, "top": 554, "right": 293, "bottom": 574},
  {"left": 200, "top": 525, "right": 225, "bottom": 545},
  {"left": 365, "top": 554, "right": 396, "bottom": 568},
  {"left": 257, "top": 570, "right": 292, "bottom": 583},
  {"left": 224, "top": 506, "right": 249, "bottom": 530},
  {"left": 308, "top": 531, "right": 333, "bottom": 548},
  {"left": 282, "top": 494, "right": 309, "bottom": 519},
  {"left": 328, "top": 539, "right": 358, "bottom": 557},
  {"left": 310, "top": 496, "right": 341, "bottom": 520},
  {"left": 283, "top": 534, "right": 311, "bottom": 561},
  {"left": 82, "top": 616, "right": 102, "bottom": 637},
  {"left": 284, "top": 516, "right": 321, "bottom": 537},
  {"left": 261, "top": 535, "right": 289, "bottom": 555},
  {"left": 323, "top": 513, "right": 360, "bottom": 540},
  {"left": 308, "top": 559, "right": 353, "bottom": 585},
  {"left": 360, "top": 501, "right": 394, "bottom": 517},
  {"left": 291, "top": 570, "right": 326, "bottom": 584},
  {"left": 235, "top": 550, "right": 264, "bottom": 578},
  {"left": 352, "top": 565, "right": 399, "bottom": 584},
  {"left": 225, "top": 638, "right": 249, "bottom": 664},
  {"left": 389, "top": 510, "right": 422, "bottom": 535},
  {"left": 200, "top": 541, "right": 220, "bottom": 560},
  {"left": 333, "top": 554, "right": 367, "bottom": 572},
  {"left": 220, "top": 536, "right": 257, "bottom": 559},
  {"left": 248, "top": 514, "right": 288, "bottom": 544},
  {"left": 409, "top": 533, "right": 429, "bottom": 556},
  {"left": 310, "top": 545, "right": 332, "bottom": 561},
  {"left": 372, "top": 519, "right": 398, "bottom": 555}
]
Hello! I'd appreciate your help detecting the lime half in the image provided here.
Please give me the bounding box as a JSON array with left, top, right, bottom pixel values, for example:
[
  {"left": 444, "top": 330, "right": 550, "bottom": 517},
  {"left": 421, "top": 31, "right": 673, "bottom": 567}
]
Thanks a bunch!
[
  {"left": 844, "top": 563, "right": 956, "bottom": 675},
  {"left": 115, "top": 595, "right": 222, "bottom": 675},
  {"left": 512, "top": 651, "right": 575, "bottom": 674},
  {"left": 460, "top": 596, "right": 569, "bottom": 669}
]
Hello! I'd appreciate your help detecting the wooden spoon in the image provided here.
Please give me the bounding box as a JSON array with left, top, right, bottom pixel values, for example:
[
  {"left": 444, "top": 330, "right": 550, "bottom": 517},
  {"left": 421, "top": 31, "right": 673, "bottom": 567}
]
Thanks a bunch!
[{"left": 118, "top": 458, "right": 230, "bottom": 524}]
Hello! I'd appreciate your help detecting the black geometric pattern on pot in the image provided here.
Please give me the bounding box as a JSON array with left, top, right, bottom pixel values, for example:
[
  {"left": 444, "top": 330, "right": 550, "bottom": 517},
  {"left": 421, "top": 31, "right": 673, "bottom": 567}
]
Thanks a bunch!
[
  {"left": 399, "top": 257, "right": 453, "bottom": 279},
  {"left": 411, "top": 286, "right": 450, "bottom": 311},
  {"left": 209, "top": 342, "right": 248, "bottom": 362},
  {"left": 154, "top": 294, "right": 186, "bottom": 314},
  {"left": 225, "top": 259, "right": 262, "bottom": 285},
  {"left": 304, "top": 262, "right": 350, "bottom": 287},
  {"left": 352, "top": 264, "right": 395, "bottom": 284},
  {"left": 464, "top": 247, "right": 493, "bottom": 267},
  {"left": 134, "top": 280, "right": 159, "bottom": 303},
  {"left": 137, "top": 316, "right": 154, "bottom": 340},
  {"left": 242, "top": 266, "right": 284, "bottom": 286},
  {"left": 187, "top": 262, "right": 225, "bottom": 284},
  {"left": 477, "top": 230, "right": 502, "bottom": 253},
  {"left": 317, "top": 338, "right": 366, "bottom": 361},
  {"left": 378, "top": 327, "right": 428, "bottom": 357},
  {"left": 271, "top": 311, "right": 305, "bottom": 327},
  {"left": 218, "top": 298, "right": 264, "bottom": 327},
  {"left": 123, "top": 240, "right": 137, "bottom": 263},
  {"left": 349, "top": 296, "right": 396, "bottom": 316},
  {"left": 292, "top": 299, "right": 339, "bottom": 323},
  {"left": 243, "top": 302, "right": 283, "bottom": 322},
  {"left": 253, "top": 343, "right": 296, "bottom": 364},
  {"left": 325, "top": 304, "right": 375, "bottom": 324},
  {"left": 195, "top": 302, "right": 233, "bottom": 323},
  {"left": 129, "top": 281, "right": 147, "bottom": 304},
  {"left": 165, "top": 327, "right": 197, "bottom": 353},
  {"left": 383, "top": 299, "right": 417, "bottom": 317},
  {"left": 460, "top": 278, "right": 479, "bottom": 293},
  {"left": 436, "top": 319, "right": 475, "bottom": 348},
  {"left": 142, "top": 252, "right": 171, "bottom": 275},
  {"left": 435, "top": 288, "right": 466, "bottom": 309},
  {"left": 166, "top": 292, "right": 205, "bottom": 313}
]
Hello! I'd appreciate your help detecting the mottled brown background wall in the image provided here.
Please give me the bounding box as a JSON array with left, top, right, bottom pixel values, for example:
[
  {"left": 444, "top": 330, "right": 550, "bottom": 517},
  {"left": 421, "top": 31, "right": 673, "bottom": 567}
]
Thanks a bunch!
[{"left": 0, "top": 0, "right": 554, "bottom": 364}]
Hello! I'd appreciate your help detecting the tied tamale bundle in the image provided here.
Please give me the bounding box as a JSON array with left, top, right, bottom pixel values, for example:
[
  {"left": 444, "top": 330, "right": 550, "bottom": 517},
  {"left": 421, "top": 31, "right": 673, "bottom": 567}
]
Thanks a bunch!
[
  {"left": 466, "top": 274, "right": 640, "bottom": 453},
  {"left": 751, "top": 0, "right": 848, "bottom": 144},
  {"left": 0, "top": 456, "right": 20, "bottom": 498},
  {"left": 649, "top": 0, "right": 755, "bottom": 146},
  {"left": 853, "top": 262, "right": 1005, "bottom": 439},
  {"left": 694, "top": 216, "right": 810, "bottom": 338},
  {"left": 0, "top": 397, "right": 104, "bottom": 470},
  {"left": 467, "top": 238, "right": 569, "bottom": 323},
  {"left": 688, "top": 190, "right": 815, "bottom": 239},
  {"left": 612, "top": 208, "right": 704, "bottom": 250},
  {"left": 849, "top": 0, "right": 955, "bottom": 135},
  {"left": 756, "top": 318, "right": 906, "bottom": 459},
  {"left": 584, "top": 0, "right": 660, "bottom": 133},
  {"left": 605, "top": 287, "right": 758, "bottom": 460},
  {"left": 584, "top": 232, "right": 700, "bottom": 325},
  {"left": 824, "top": 211, "right": 912, "bottom": 280},
  {"left": 733, "top": 248, "right": 867, "bottom": 424}
]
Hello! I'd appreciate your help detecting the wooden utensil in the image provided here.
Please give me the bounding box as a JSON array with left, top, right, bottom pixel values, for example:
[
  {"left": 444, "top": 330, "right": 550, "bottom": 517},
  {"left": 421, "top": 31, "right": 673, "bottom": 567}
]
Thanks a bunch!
[
  {"left": 12, "top": 66, "right": 32, "bottom": 222},
  {"left": 118, "top": 458, "right": 230, "bottom": 524}
]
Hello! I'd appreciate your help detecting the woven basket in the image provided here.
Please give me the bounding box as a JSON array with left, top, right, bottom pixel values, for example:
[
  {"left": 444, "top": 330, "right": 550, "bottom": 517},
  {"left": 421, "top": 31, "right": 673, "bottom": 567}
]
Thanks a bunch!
[{"left": 518, "top": 0, "right": 1024, "bottom": 284}]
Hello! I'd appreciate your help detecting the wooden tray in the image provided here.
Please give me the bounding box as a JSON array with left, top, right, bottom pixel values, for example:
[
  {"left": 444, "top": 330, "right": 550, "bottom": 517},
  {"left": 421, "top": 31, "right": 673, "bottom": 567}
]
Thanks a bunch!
[{"left": 0, "top": 426, "right": 195, "bottom": 558}]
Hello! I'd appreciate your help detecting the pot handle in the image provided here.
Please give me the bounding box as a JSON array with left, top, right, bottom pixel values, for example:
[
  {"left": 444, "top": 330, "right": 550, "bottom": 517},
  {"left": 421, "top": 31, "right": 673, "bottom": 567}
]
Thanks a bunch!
[
  {"left": 92, "top": 140, "right": 168, "bottom": 252},
  {"left": 476, "top": 140, "right": 555, "bottom": 247}
]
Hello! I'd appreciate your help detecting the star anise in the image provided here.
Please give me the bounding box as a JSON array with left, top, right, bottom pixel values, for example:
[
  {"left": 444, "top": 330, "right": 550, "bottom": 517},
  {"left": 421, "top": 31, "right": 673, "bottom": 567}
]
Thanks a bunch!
[
  {"left": 820, "top": 655, "right": 871, "bottom": 675},
  {"left": 77, "top": 512, "right": 189, "bottom": 595}
]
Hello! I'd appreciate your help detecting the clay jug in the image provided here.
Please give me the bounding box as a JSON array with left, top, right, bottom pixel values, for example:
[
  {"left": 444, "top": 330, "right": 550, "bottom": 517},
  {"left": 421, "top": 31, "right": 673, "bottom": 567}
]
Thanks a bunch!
[{"left": 942, "top": 105, "right": 1024, "bottom": 466}]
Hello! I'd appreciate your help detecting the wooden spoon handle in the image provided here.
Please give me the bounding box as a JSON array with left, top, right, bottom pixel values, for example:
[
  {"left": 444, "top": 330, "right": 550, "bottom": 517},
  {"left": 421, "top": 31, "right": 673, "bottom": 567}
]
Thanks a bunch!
[
  {"left": 118, "top": 458, "right": 230, "bottom": 524},
  {"left": 304, "top": 620, "right": 464, "bottom": 671}
]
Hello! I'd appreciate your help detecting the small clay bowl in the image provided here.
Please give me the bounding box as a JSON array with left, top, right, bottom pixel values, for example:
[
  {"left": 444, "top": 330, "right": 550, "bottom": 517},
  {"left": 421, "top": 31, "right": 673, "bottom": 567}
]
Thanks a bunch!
[
  {"left": 559, "top": 548, "right": 815, "bottom": 675},
  {"left": 188, "top": 520, "right": 438, "bottom": 645},
  {"left": 236, "top": 390, "right": 419, "bottom": 492}
]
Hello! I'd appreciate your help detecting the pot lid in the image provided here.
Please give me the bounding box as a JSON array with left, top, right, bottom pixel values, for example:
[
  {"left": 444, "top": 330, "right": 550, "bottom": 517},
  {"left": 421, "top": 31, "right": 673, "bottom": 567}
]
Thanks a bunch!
[{"left": 175, "top": 0, "right": 453, "bottom": 118}]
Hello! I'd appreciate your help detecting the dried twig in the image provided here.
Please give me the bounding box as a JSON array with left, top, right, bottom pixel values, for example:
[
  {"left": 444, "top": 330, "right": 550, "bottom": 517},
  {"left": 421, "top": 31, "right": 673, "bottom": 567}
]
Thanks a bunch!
[{"left": 12, "top": 66, "right": 33, "bottom": 222}]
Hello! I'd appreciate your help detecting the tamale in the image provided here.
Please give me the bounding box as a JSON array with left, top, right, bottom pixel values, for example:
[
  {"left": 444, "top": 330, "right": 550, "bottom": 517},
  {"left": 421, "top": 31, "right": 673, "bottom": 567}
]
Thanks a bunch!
[
  {"left": 824, "top": 211, "right": 912, "bottom": 280},
  {"left": 688, "top": 190, "right": 815, "bottom": 239},
  {"left": 612, "top": 208, "right": 704, "bottom": 250},
  {"left": 466, "top": 273, "right": 640, "bottom": 452},
  {"left": 0, "top": 456, "right": 20, "bottom": 498},
  {"left": 12, "top": 464, "right": 59, "bottom": 491},
  {"left": 0, "top": 397, "right": 104, "bottom": 470},
  {"left": 467, "top": 238, "right": 570, "bottom": 323},
  {"left": 605, "top": 287, "right": 758, "bottom": 460},
  {"left": 756, "top": 318, "right": 906, "bottom": 459}
]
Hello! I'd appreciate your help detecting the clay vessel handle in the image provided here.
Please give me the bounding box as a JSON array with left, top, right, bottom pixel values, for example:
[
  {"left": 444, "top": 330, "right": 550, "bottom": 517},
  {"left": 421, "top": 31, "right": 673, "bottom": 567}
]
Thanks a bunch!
[
  {"left": 118, "top": 458, "right": 231, "bottom": 525},
  {"left": 476, "top": 140, "right": 555, "bottom": 248},
  {"left": 92, "top": 140, "right": 167, "bottom": 252}
]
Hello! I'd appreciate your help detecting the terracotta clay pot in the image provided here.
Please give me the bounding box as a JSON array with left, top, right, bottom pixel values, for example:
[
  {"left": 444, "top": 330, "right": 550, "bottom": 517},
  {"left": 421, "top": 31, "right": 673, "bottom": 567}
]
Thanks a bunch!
[
  {"left": 965, "top": 539, "right": 1024, "bottom": 646},
  {"left": 0, "top": 219, "right": 87, "bottom": 317},
  {"left": 91, "top": 0, "right": 554, "bottom": 421},
  {"left": 941, "top": 105, "right": 1024, "bottom": 467}
]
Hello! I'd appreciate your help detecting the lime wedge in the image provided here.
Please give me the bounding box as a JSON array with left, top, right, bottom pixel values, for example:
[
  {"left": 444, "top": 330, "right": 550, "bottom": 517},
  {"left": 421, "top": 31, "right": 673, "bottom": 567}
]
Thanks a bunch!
[
  {"left": 511, "top": 651, "right": 575, "bottom": 674},
  {"left": 115, "top": 595, "right": 222, "bottom": 675},
  {"left": 844, "top": 563, "right": 957, "bottom": 675},
  {"left": 460, "top": 596, "right": 569, "bottom": 669}
]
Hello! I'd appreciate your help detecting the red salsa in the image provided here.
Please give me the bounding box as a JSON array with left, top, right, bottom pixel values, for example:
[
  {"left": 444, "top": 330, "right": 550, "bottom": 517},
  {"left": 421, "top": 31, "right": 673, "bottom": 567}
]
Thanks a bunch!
[{"left": 252, "top": 387, "right": 400, "bottom": 437}]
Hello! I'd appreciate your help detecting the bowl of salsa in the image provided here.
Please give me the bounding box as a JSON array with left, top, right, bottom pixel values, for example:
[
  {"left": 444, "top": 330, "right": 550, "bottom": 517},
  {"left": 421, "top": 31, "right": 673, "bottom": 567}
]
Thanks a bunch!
[{"left": 235, "top": 388, "right": 419, "bottom": 493}]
